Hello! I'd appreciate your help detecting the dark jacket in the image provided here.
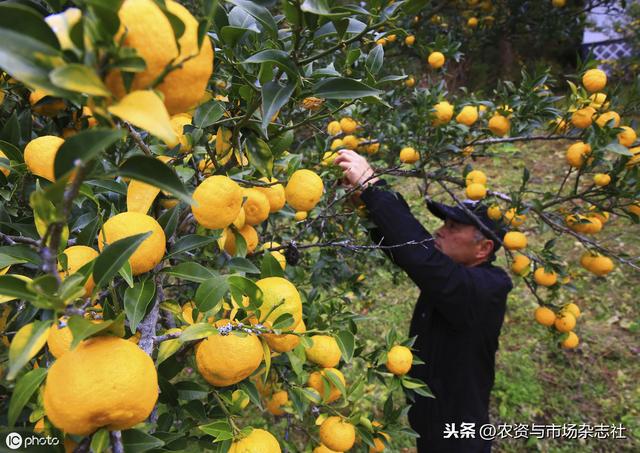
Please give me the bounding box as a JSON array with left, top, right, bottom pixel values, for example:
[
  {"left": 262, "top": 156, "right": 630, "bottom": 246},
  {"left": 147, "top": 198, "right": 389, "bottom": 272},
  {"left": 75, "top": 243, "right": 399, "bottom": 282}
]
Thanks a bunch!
[{"left": 360, "top": 181, "right": 513, "bottom": 453}]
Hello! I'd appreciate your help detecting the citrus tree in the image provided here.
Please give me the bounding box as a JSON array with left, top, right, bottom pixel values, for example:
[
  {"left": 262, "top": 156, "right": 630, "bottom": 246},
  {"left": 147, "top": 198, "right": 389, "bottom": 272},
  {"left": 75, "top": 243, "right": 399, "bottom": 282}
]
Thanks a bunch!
[{"left": 0, "top": 0, "right": 638, "bottom": 452}]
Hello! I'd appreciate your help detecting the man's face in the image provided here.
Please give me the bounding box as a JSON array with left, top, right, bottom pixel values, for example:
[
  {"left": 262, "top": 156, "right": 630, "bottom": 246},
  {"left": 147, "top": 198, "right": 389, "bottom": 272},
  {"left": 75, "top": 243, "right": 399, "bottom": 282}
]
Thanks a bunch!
[{"left": 434, "top": 218, "right": 492, "bottom": 266}]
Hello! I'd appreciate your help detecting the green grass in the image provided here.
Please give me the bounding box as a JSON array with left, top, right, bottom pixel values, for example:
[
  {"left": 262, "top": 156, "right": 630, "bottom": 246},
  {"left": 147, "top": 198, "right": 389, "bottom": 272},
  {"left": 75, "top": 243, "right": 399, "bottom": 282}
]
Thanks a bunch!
[{"left": 352, "top": 140, "right": 640, "bottom": 452}]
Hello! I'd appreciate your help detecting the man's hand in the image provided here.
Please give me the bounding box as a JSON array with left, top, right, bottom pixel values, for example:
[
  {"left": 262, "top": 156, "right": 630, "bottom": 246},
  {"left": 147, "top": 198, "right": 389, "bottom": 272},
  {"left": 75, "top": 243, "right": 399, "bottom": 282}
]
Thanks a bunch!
[{"left": 334, "top": 149, "right": 379, "bottom": 189}]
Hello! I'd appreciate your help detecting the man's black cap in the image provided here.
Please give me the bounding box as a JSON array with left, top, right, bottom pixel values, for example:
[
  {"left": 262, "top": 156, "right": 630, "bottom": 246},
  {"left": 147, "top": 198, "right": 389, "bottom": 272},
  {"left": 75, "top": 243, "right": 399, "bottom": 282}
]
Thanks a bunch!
[{"left": 427, "top": 199, "right": 506, "bottom": 252}]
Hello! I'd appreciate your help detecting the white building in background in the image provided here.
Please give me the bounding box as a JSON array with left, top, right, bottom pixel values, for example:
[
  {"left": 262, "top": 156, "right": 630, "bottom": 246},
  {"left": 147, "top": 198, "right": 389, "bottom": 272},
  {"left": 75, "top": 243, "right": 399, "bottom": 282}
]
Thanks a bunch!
[{"left": 581, "top": 1, "right": 633, "bottom": 61}]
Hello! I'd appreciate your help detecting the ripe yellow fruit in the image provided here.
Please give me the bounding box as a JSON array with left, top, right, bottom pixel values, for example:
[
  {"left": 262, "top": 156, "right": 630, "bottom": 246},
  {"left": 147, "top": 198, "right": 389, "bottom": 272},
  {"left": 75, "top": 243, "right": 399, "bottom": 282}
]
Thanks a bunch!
[
  {"left": 561, "top": 331, "right": 579, "bottom": 349},
  {"left": 307, "top": 367, "right": 345, "bottom": 403},
  {"left": 399, "top": 147, "right": 420, "bottom": 163},
  {"left": 386, "top": 345, "right": 413, "bottom": 375},
  {"left": 466, "top": 183, "right": 487, "bottom": 200},
  {"left": 221, "top": 224, "right": 259, "bottom": 255},
  {"left": 465, "top": 170, "right": 487, "bottom": 186},
  {"left": 565, "top": 142, "right": 591, "bottom": 168},
  {"left": 330, "top": 139, "right": 344, "bottom": 150},
  {"left": 261, "top": 241, "right": 286, "bottom": 270},
  {"left": 29, "top": 89, "right": 66, "bottom": 116},
  {"left": 0, "top": 150, "right": 11, "bottom": 177},
  {"left": 265, "top": 319, "right": 305, "bottom": 353},
  {"left": 588, "top": 255, "right": 614, "bottom": 276},
  {"left": 105, "top": 0, "right": 214, "bottom": 115},
  {"left": 427, "top": 51, "right": 445, "bottom": 69},
  {"left": 98, "top": 212, "right": 166, "bottom": 275},
  {"left": 467, "top": 17, "right": 478, "bottom": 28},
  {"left": 571, "top": 106, "right": 595, "bottom": 129},
  {"left": 196, "top": 320, "right": 263, "bottom": 387},
  {"left": 266, "top": 390, "right": 289, "bottom": 416},
  {"left": 503, "top": 208, "right": 526, "bottom": 227},
  {"left": 487, "top": 205, "right": 502, "bottom": 220},
  {"left": 456, "top": 105, "right": 479, "bottom": 126},
  {"left": 534, "top": 268, "right": 558, "bottom": 287},
  {"left": 405, "top": 35, "right": 415, "bottom": 46},
  {"left": 294, "top": 211, "right": 308, "bottom": 221},
  {"left": 59, "top": 245, "right": 99, "bottom": 295},
  {"left": 314, "top": 445, "right": 340, "bottom": 453},
  {"left": 618, "top": 126, "right": 637, "bottom": 147},
  {"left": 552, "top": 0, "right": 566, "bottom": 7},
  {"left": 339, "top": 117, "right": 358, "bottom": 134},
  {"left": 24, "top": 136, "right": 65, "bottom": 182},
  {"left": 47, "top": 318, "right": 73, "bottom": 359},
  {"left": 255, "top": 277, "right": 303, "bottom": 330},
  {"left": 511, "top": 254, "right": 531, "bottom": 276},
  {"left": 462, "top": 145, "right": 474, "bottom": 157},
  {"left": 627, "top": 201, "right": 640, "bottom": 216},
  {"left": 386, "top": 34, "right": 397, "bottom": 42},
  {"left": 534, "top": 306, "right": 556, "bottom": 326},
  {"left": 342, "top": 135, "right": 359, "bottom": 150},
  {"left": 321, "top": 151, "right": 338, "bottom": 166},
  {"left": 192, "top": 175, "right": 243, "bottom": 229},
  {"left": 562, "top": 303, "right": 581, "bottom": 319},
  {"left": 595, "top": 111, "right": 620, "bottom": 128},
  {"left": 588, "top": 92, "right": 609, "bottom": 110},
  {"left": 503, "top": 231, "right": 527, "bottom": 250},
  {"left": 285, "top": 170, "right": 324, "bottom": 212},
  {"left": 488, "top": 114, "right": 510, "bottom": 136},
  {"left": 182, "top": 301, "right": 203, "bottom": 324},
  {"left": 433, "top": 101, "right": 454, "bottom": 125},
  {"left": 256, "top": 177, "right": 286, "bottom": 213},
  {"left": 593, "top": 173, "right": 611, "bottom": 187},
  {"left": 582, "top": 68, "right": 607, "bottom": 92},
  {"left": 169, "top": 113, "right": 192, "bottom": 152},
  {"left": 229, "top": 428, "right": 281, "bottom": 453},
  {"left": 376, "top": 38, "right": 387, "bottom": 46},
  {"left": 319, "top": 417, "right": 356, "bottom": 452},
  {"left": 405, "top": 76, "right": 416, "bottom": 88},
  {"left": 242, "top": 188, "right": 270, "bottom": 226},
  {"left": 43, "top": 336, "right": 158, "bottom": 435},
  {"left": 327, "top": 121, "right": 342, "bottom": 136},
  {"left": 554, "top": 312, "right": 576, "bottom": 333},
  {"left": 305, "top": 335, "right": 341, "bottom": 368},
  {"left": 588, "top": 207, "right": 609, "bottom": 224}
]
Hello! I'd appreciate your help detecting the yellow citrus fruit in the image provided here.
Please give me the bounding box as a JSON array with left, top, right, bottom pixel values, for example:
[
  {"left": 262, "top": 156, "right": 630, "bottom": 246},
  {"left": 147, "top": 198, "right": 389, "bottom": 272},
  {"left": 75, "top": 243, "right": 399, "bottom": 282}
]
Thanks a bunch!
[
  {"left": 46, "top": 318, "right": 73, "bottom": 359},
  {"left": 265, "top": 319, "right": 305, "bottom": 353},
  {"left": 385, "top": 345, "right": 413, "bottom": 375},
  {"left": 511, "top": 254, "right": 531, "bottom": 276},
  {"left": 562, "top": 303, "right": 580, "bottom": 318},
  {"left": 255, "top": 277, "right": 303, "bottom": 330},
  {"left": 0, "top": 150, "right": 10, "bottom": 177},
  {"left": 255, "top": 177, "right": 286, "bottom": 213},
  {"left": 105, "top": 0, "right": 214, "bottom": 115},
  {"left": 342, "top": 135, "right": 359, "bottom": 150},
  {"left": 561, "top": 331, "right": 579, "bottom": 349},
  {"left": 565, "top": 142, "right": 591, "bottom": 168},
  {"left": 192, "top": 175, "right": 243, "bottom": 229},
  {"left": 582, "top": 68, "right": 607, "bottom": 92},
  {"left": 266, "top": 390, "right": 289, "bottom": 416},
  {"left": 29, "top": 89, "right": 66, "bottom": 116},
  {"left": 534, "top": 268, "right": 558, "bottom": 286},
  {"left": 588, "top": 255, "right": 614, "bottom": 276},
  {"left": 465, "top": 170, "right": 487, "bottom": 186},
  {"left": 196, "top": 320, "right": 263, "bottom": 387},
  {"left": 169, "top": 113, "right": 193, "bottom": 152},
  {"left": 456, "top": 105, "right": 479, "bottom": 126},
  {"left": 285, "top": 170, "right": 324, "bottom": 212},
  {"left": 305, "top": 335, "right": 341, "bottom": 368},
  {"left": 327, "top": 121, "right": 341, "bottom": 136},
  {"left": 24, "top": 136, "right": 65, "bottom": 182},
  {"left": 307, "top": 367, "right": 345, "bottom": 403},
  {"left": 98, "top": 212, "right": 165, "bottom": 275},
  {"left": 405, "top": 35, "right": 415, "bottom": 46},
  {"left": 319, "top": 417, "right": 356, "bottom": 452},
  {"left": 294, "top": 211, "right": 308, "bottom": 221},
  {"left": 571, "top": 107, "right": 595, "bottom": 129},
  {"left": 427, "top": 51, "right": 445, "bottom": 69},
  {"left": 552, "top": 0, "right": 566, "bottom": 7},
  {"left": 466, "top": 183, "right": 487, "bottom": 200},
  {"left": 503, "top": 232, "right": 527, "bottom": 250},
  {"left": 261, "top": 241, "right": 286, "bottom": 270},
  {"left": 339, "top": 117, "right": 358, "bottom": 134},
  {"left": 534, "top": 306, "right": 556, "bottom": 326},
  {"left": 503, "top": 208, "right": 525, "bottom": 227},
  {"left": 399, "top": 147, "right": 420, "bottom": 163},
  {"left": 595, "top": 111, "right": 620, "bottom": 128},
  {"left": 618, "top": 126, "right": 637, "bottom": 147},
  {"left": 221, "top": 224, "right": 259, "bottom": 255},
  {"left": 330, "top": 139, "right": 344, "bottom": 150},
  {"left": 487, "top": 205, "right": 502, "bottom": 220},
  {"left": 322, "top": 151, "right": 338, "bottom": 166},
  {"left": 468, "top": 17, "right": 479, "bottom": 28},
  {"left": 405, "top": 76, "right": 416, "bottom": 88},
  {"left": 593, "top": 173, "right": 611, "bottom": 187},
  {"left": 43, "top": 336, "right": 158, "bottom": 435},
  {"left": 314, "top": 445, "right": 340, "bottom": 453},
  {"left": 59, "top": 245, "right": 99, "bottom": 295},
  {"left": 433, "top": 101, "right": 454, "bottom": 125},
  {"left": 488, "top": 114, "right": 510, "bottom": 136},
  {"left": 242, "top": 188, "right": 270, "bottom": 226},
  {"left": 588, "top": 92, "right": 609, "bottom": 110},
  {"left": 386, "top": 34, "right": 397, "bottom": 42},
  {"left": 229, "top": 428, "right": 281, "bottom": 453},
  {"left": 232, "top": 208, "right": 246, "bottom": 229},
  {"left": 554, "top": 312, "right": 576, "bottom": 333},
  {"left": 462, "top": 145, "right": 474, "bottom": 157}
]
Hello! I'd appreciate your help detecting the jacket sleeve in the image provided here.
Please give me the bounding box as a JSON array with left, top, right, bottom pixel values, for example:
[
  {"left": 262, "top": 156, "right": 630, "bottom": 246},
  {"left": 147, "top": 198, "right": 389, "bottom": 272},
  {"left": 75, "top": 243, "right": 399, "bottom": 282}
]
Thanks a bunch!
[{"left": 360, "top": 181, "right": 481, "bottom": 329}]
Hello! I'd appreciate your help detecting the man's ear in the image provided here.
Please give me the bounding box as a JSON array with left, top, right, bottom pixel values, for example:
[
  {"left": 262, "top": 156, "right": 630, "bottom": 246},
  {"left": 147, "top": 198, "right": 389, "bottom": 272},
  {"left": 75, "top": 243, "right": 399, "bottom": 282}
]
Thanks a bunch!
[{"left": 477, "top": 239, "right": 494, "bottom": 260}]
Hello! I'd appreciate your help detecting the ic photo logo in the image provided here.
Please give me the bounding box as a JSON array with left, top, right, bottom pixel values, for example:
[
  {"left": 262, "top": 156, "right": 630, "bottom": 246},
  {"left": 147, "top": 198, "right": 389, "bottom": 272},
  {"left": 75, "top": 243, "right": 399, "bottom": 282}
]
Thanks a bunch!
[{"left": 3, "top": 432, "right": 60, "bottom": 451}]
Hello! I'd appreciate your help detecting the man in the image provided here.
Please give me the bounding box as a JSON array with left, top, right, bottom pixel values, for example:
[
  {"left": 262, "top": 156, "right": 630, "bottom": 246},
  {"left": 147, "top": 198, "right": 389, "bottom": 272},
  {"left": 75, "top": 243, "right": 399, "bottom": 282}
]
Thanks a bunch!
[{"left": 335, "top": 149, "right": 513, "bottom": 452}]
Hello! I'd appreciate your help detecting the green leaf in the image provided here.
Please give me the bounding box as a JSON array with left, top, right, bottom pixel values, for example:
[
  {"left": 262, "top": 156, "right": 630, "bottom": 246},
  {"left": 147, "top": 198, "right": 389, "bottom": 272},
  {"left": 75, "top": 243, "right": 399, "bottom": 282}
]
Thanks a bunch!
[
  {"left": 244, "top": 136, "right": 274, "bottom": 177},
  {"left": 117, "top": 155, "right": 193, "bottom": 206},
  {"left": 313, "top": 77, "right": 382, "bottom": 99},
  {"left": 8, "top": 367, "right": 47, "bottom": 427},
  {"left": 243, "top": 50, "right": 298, "bottom": 79},
  {"left": 121, "top": 429, "right": 165, "bottom": 453},
  {"left": 167, "top": 234, "right": 219, "bottom": 258},
  {"left": 606, "top": 142, "right": 633, "bottom": 156},
  {"left": 0, "top": 3, "right": 60, "bottom": 49},
  {"left": 324, "top": 368, "right": 346, "bottom": 400},
  {"left": 90, "top": 428, "right": 110, "bottom": 453},
  {"left": 54, "top": 128, "right": 125, "bottom": 180},
  {"left": 335, "top": 330, "right": 355, "bottom": 362},
  {"left": 228, "top": 257, "right": 260, "bottom": 274},
  {"left": 179, "top": 323, "right": 219, "bottom": 343},
  {"left": 50, "top": 64, "right": 111, "bottom": 97},
  {"left": 0, "top": 140, "right": 23, "bottom": 162},
  {"left": 227, "top": 0, "right": 277, "bottom": 39},
  {"left": 366, "top": 44, "right": 384, "bottom": 75},
  {"left": 194, "top": 100, "right": 225, "bottom": 128},
  {"left": 124, "top": 279, "right": 156, "bottom": 332},
  {"left": 260, "top": 80, "right": 296, "bottom": 133},
  {"left": 93, "top": 232, "right": 151, "bottom": 289},
  {"left": 261, "top": 253, "right": 284, "bottom": 278},
  {"left": 220, "top": 25, "right": 257, "bottom": 46},
  {"left": 0, "top": 276, "right": 36, "bottom": 302},
  {"left": 227, "top": 275, "right": 262, "bottom": 308},
  {"left": 195, "top": 275, "right": 229, "bottom": 312},
  {"left": 0, "top": 254, "right": 27, "bottom": 268},
  {"left": 156, "top": 334, "right": 182, "bottom": 365},
  {"left": 8, "top": 320, "right": 52, "bottom": 380},
  {"left": 66, "top": 315, "right": 121, "bottom": 349},
  {"left": 162, "top": 262, "right": 216, "bottom": 283},
  {"left": 300, "top": 0, "right": 331, "bottom": 15},
  {"left": 199, "top": 419, "right": 234, "bottom": 442}
]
